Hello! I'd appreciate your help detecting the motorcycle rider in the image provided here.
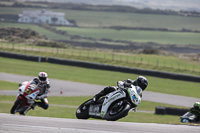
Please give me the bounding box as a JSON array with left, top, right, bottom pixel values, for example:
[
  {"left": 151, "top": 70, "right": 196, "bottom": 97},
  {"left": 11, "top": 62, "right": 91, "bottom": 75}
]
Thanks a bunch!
[
  {"left": 92, "top": 76, "right": 148, "bottom": 103},
  {"left": 29, "top": 72, "right": 50, "bottom": 110},
  {"left": 188, "top": 102, "right": 200, "bottom": 122}
]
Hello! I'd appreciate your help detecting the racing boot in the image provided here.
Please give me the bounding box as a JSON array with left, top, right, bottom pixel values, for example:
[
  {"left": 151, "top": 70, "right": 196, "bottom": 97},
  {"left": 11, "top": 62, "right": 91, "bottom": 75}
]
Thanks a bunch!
[
  {"left": 93, "top": 94, "right": 101, "bottom": 103},
  {"left": 31, "top": 102, "right": 38, "bottom": 110},
  {"left": 83, "top": 94, "right": 101, "bottom": 107},
  {"left": 92, "top": 90, "right": 106, "bottom": 103}
]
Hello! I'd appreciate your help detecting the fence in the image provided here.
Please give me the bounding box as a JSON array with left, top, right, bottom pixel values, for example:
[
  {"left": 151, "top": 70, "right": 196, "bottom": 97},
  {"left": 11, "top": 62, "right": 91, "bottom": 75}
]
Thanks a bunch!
[{"left": 0, "top": 42, "right": 200, "bottom": 74}]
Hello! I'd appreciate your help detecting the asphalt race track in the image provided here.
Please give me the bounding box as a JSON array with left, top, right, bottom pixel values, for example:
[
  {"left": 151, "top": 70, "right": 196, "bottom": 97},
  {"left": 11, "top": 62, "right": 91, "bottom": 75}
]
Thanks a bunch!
[{"left": 0, "top": 113, "right": 199, "bottom": 133}]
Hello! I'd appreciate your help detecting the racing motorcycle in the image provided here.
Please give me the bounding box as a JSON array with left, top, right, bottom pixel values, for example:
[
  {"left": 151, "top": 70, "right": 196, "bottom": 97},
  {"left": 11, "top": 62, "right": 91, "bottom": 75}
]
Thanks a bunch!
[
  {"left": 76, "top": 84, "right": 141, "bottom": 121},
  {"left": 10, "top": 81, "right": 40, "bottom": 115},
  {"left": 181, "top": 111, "right": 200, "bottom": 123}
]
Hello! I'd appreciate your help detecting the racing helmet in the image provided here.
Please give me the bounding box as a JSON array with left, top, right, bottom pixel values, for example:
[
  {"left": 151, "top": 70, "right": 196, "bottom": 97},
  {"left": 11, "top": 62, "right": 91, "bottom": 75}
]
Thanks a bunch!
[
  {"left": 135, "top": 76, "right": 148, "bottom": 91},
  {"left": 194, "top": 102, "right": 200, "bottom": 110},
  {"left": 38, "top": 72, "right": 48, "bottom": 83}
]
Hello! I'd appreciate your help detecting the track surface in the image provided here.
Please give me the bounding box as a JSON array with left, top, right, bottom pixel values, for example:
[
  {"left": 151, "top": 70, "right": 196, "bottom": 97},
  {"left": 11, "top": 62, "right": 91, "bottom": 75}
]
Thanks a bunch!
[
  {"left": 0, "top": 72, "right": 199, "bottom": 107},
  {"left": 0, "top": 113, "right": 199, "bottom": 133}
]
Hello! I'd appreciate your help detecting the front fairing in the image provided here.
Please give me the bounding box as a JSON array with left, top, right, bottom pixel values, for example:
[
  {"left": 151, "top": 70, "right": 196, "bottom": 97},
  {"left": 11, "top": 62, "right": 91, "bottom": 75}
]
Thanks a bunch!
[
  {"left": 127, "top": 85, "right": 141, "bottom": 106},
  {"left": 182, "top": 112, "right": 197, "bottom": 119},
  {"left": 181, "top": 112, "right": 199, "bottom": 123},
  {"left": 18, "top": 81, "right": 29, "bottom": 95},
  {"left": 25, "top": 90, "right": 40, "bottom": 103},
  {"left": 18, "top": 81, "right": 40, "bottom": 103}
]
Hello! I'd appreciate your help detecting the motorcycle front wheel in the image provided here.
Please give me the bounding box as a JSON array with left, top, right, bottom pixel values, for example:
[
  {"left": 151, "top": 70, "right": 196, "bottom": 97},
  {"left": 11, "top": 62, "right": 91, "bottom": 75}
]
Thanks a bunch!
[
  {"left": 106, "top": 100, "right": 131, "bottom": 121},
  {"left": 10, "top": 98, "right": 24, "bottom": 114}
]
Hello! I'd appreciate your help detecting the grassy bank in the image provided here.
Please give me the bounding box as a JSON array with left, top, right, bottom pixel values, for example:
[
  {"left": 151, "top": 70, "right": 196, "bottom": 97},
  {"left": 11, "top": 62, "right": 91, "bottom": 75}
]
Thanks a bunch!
[{"left": 56, "top": 26, "right": 200, "bottom": 45}]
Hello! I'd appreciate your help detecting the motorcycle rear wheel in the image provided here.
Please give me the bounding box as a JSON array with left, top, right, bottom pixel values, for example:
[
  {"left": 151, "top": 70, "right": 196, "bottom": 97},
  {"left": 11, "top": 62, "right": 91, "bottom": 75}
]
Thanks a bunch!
[
  {"left": 76, "top": 99, "right": 93, "bottom": 119},
  {"left": 10, "top": 98, "right": 23, "bottom": 114}
]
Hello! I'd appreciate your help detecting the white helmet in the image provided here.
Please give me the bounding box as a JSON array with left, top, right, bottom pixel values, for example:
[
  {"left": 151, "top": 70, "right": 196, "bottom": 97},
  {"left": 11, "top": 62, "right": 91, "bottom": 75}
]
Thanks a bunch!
[{"left": 38, "top": 72, "right": 48, "bottom": 83}]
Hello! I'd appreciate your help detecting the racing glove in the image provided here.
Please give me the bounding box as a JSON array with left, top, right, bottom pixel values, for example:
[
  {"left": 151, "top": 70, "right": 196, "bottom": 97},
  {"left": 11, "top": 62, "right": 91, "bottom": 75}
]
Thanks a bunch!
[{"left": 117, "top": 81, "right": 125, "bottom": 89}]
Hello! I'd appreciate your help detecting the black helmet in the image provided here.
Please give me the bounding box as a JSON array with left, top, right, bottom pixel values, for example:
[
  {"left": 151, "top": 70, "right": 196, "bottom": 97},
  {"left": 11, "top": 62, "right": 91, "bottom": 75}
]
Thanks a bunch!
[{"left": 135, "top": 76, "right": 148, "bottom": 91}]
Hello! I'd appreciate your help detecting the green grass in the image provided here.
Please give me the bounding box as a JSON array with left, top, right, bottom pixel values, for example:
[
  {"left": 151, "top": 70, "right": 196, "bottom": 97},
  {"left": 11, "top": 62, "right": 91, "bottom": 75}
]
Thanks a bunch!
[
  {"left": 0, "top": 102, "right": 181, "bottom": 123},
  {"left": 27, "top": 106, "right": 77, "bottom": 119},
  {"left": 0, "top": 57, "right": 200, "bottom": 98},
  {"left": 119, "top": 112, "right": 180, "bottom": 123},
  {"left": 0, "top": 95, "right": 186, "bottom": 123},
  {"left": 0, "top": 80, "right": 18, "bottom": 90},
  {"left": 56, "top": 26, "right": 200, "bottom": 45},
  {"left": 0, "top": 102, "right": 77, "bottom": 119},
  {"left": 0, "top": 95, "right": 189, "bottom": 111}
]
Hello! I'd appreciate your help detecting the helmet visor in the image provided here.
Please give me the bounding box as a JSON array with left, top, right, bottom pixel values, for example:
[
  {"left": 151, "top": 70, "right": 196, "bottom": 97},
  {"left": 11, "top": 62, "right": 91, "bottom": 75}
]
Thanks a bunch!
[
  {"left": 140, "top": 83, "right": 147, "bottom": 91},
  {"left": 39, "top": 77, "right": 46, "bottom": 81}
]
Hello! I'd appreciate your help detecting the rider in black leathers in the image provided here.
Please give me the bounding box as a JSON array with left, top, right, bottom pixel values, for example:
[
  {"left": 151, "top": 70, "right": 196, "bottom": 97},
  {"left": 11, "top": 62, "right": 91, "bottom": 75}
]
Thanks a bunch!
[
  {"left": 189, "top": 102, "right": 200, "bottom": 122},
  {"left": 92, "top": 76, "right": 148, "bottom": 103}
]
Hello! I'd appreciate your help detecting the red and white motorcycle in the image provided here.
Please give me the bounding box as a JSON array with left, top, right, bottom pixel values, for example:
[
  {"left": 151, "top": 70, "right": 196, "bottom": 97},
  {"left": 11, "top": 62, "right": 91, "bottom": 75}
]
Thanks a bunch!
[{"left": 10, "top": 81, "right": 40, "bottom": 115}]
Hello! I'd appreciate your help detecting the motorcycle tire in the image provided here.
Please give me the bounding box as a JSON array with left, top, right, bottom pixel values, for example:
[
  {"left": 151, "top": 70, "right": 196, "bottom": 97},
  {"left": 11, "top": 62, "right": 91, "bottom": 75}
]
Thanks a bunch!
[
  {"left": 105, "top": 100, "right": 131, "bottom": 121},
  {"left": 76, "top": 99, "right": 93, "bottom": 119},
  {"left": 10, "top": 98, "right": 23, "bottom": 114}
]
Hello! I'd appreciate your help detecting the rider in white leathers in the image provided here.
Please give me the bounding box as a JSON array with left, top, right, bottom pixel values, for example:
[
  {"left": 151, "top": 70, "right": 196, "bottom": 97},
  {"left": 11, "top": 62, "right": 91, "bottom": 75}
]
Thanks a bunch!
[{"left": 29, "top": 72, "right": 50, "bottom": 110}]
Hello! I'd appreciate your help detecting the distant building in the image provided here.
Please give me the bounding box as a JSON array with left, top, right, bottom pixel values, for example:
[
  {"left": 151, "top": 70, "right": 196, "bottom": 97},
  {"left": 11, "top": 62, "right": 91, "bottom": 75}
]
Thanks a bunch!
[{"left": 18, "top": 9, "right": 71, "bottom": 26}]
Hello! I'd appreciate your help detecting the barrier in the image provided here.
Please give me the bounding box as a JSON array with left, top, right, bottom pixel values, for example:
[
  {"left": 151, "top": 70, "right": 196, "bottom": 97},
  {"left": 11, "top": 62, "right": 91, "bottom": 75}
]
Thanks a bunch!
[
  {"left": 155, "top": 106, "right": 189, "bottom": 116},
  {"left": 0, "top": 51, "right": 46, "bottom": 62}
]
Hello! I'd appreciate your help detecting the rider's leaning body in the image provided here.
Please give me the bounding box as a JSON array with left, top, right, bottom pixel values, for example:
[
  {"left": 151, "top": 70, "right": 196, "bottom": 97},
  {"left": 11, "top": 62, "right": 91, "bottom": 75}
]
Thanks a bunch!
[
  {"left": 28, "top": 72, "right": 50, "bottom": 110},
  {"left": 189, "top": 102, "right": 200, "bottom": 121},
  {"left": 92, "top": 76, "right": 148, "bottom": 104}
]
